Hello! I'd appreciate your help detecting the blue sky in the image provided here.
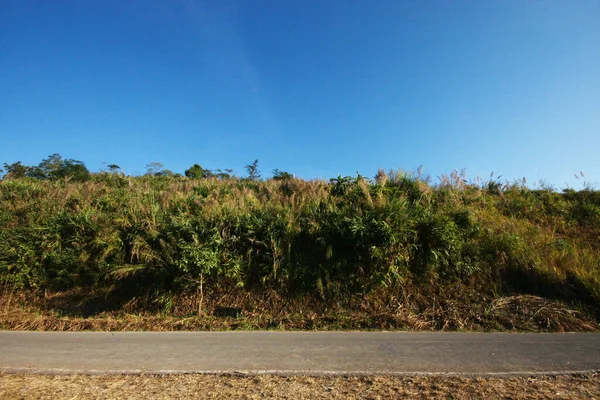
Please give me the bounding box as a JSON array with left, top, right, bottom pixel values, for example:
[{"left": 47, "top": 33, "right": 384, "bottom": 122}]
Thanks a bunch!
[{"left": 1, "top": 0, "right": 599, "bottom": 188}]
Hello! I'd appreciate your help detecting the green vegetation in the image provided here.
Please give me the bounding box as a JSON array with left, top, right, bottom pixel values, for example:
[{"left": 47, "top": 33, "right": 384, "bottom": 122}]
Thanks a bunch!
[
  {"left": 0, "top": 156, "right": 599, "bottom": 330},
  {"left": 3, "top": 154, "right": 90, "bottom": 181}
]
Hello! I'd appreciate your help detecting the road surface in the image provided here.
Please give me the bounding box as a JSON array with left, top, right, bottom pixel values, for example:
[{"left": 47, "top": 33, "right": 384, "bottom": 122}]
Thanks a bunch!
[{"left": 1, "top": 332, "right": 599, "bottom": 376}]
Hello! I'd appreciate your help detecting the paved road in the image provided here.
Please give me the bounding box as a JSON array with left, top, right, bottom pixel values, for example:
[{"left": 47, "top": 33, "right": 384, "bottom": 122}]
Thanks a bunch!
[{"left": 1, "top": 332, "right": 599, "bottom": 376}]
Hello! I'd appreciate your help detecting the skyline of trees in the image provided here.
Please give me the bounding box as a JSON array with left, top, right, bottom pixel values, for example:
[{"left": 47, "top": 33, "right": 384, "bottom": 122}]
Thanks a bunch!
[{"left": 1, "top": 153, "right": 294, "bottom": 182}]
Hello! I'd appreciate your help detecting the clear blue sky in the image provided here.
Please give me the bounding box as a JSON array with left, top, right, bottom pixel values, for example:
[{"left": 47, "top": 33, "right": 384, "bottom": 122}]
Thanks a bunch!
[{"left": 1, "top": 1, "right": 599, "bottom": 188}]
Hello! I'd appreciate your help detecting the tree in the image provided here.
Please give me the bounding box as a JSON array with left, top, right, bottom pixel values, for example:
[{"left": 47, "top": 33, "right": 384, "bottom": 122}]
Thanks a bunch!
[
  {"left": 3, "top": 162, "right": 29, "bottom": 179},
  {"left": 106, "top": 164, "right": 121, "bottom": 173},
  {"left": 215, "top": 169, "right": 234, "bottom": 180},
  {"left": 185, "top": 164, "right": 235, "bottom": 180},
  {"left": 272, "top": 169, "right": 293, "bottom": 181},
  {"left": 59, "top": 159, "right": 90, "bottom": 181},
  {"left": 156, "top": 169, "right": 176, "bottom": 177},
  {"left": 185, "top": 164, "right": 209, "bottom": 179},
  {"left": 245, "top": 159, "right": 261, "bottom": 181},
  {"left": 26, "top": 166, "right": 46, "bottom": 180},
  {"left": 145, "top": 162, "right": 165, "bottom": 176},
  {"left": 38, "top": 153, "right": 63, "bottom": 179},
  {"left": 37, "top": 154, "right": 90, "bottom": 181}
]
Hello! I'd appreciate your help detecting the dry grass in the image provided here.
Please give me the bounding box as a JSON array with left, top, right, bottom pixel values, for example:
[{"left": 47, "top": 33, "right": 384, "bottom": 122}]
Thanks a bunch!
[
  {"left": 1, "top": 288, "right": 598, "bottom": 332},
  {"left": 1, "top": 373, "right": 599, "bottom": 399}
]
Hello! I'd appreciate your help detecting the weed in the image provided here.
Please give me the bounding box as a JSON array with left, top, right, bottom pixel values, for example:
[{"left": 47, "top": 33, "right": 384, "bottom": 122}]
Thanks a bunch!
[{"left": 0, "top": 172, "right": 598, "bottom": 326}]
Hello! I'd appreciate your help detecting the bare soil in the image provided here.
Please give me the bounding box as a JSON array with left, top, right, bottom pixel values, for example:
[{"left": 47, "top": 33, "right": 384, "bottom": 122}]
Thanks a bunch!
[{"left": 2, "top": 373, "right": 599, "bottom": 399}]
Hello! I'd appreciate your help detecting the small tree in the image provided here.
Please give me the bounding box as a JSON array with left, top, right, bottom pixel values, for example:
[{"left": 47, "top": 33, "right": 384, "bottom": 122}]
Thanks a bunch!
[
  {"left": 245, "top": 159, "right": 261, "bottom": 181},
  {"left": 107, "top": 164, "right": 121, "bottom": 173},
  {"left": 185, "top": 164, "right": 208, "bottom": 179},
  {"left": 272, "top": 169, "right": 293, "bottom": 181},
  {"left": 215, "top": 169, "right": 234, "bottom": 180},
  {"left": 145, "top": 162, "right": 165, "bottom": 176},
  {"left": 156, "top": 169, "right": 176, "bottom": 177}
]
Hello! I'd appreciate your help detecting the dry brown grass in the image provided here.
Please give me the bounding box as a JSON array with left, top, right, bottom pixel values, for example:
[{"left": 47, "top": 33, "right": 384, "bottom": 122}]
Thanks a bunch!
[
  {"left": 1, "top": 288, "right": 598, "bottom": 332},
  {"left": 1, "top": 373, "right": 599, "bottom": 399}
]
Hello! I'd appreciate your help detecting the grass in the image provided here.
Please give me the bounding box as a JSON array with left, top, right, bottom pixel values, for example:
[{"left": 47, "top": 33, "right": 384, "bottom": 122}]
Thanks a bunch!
[
  {"left": 2, "top": 286, "right": 597, "bottom": 332},
  {"left": 2, "top": 373, "right": 599, "bottom": 399},
  {"left": 0, "top": 171, "right": 599, "bottom": 331}
]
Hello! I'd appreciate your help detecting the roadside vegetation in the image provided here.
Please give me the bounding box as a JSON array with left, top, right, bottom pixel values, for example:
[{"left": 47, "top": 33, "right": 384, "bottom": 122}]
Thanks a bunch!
[
  {"left": 3, "top": 373, "right": 599, "bottom": 400},
  {"left": 1, "top": 155, "right": 599, "bottom": 331}
]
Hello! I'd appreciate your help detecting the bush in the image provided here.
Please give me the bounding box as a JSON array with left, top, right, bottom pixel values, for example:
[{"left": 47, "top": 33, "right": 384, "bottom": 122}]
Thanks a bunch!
[{"left": 0, "top": 173, "right": 598, "bottom": 314}]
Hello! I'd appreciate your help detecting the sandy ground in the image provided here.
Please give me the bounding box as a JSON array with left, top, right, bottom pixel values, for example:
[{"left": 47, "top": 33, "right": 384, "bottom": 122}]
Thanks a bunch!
[{"left": 1, "top": 373, "right": 599, "bottom": 399}]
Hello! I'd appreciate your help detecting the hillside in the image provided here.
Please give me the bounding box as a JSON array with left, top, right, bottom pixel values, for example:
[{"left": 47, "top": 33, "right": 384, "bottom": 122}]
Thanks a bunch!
[{"left": 1, "top": 170, "right": 599, "bottom": 331}]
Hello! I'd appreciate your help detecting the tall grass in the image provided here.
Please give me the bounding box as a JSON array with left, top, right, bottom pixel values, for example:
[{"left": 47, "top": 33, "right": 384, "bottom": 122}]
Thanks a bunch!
[{"left": 0, "top": 173, "right": 598, "bottom": 315}]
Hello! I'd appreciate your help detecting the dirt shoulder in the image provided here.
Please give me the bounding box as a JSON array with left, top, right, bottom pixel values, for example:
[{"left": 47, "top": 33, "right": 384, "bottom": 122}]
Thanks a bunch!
[{"left": 2, "top": 373, "right": 599, "bottom": 399}]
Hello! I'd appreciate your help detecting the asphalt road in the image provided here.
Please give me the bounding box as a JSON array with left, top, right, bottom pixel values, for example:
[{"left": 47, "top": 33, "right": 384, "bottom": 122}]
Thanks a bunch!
[{"left": 1, "top": 332, "right": 599, "bottom": 376}]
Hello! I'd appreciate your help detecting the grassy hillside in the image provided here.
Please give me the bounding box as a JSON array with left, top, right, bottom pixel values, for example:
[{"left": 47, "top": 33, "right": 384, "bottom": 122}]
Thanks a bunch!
[{"left": 1, "top": 171, "right": 599, "bottom": 331}]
